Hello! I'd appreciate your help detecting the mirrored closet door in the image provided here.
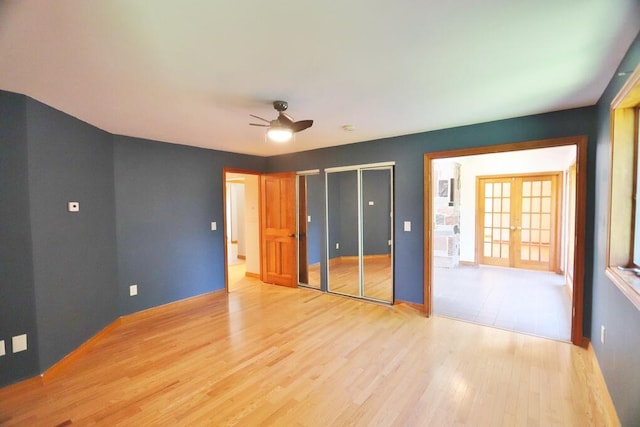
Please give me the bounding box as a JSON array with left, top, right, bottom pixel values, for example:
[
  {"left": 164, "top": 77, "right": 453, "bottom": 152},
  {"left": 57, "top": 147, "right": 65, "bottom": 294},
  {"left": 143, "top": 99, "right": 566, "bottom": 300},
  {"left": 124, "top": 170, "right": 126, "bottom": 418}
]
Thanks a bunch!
[
  {"left": 326, "top": 163, "right": 394, "bottom": 303},
  {"left": 298, "top": 172, "right": 322, "bottom": 289}
]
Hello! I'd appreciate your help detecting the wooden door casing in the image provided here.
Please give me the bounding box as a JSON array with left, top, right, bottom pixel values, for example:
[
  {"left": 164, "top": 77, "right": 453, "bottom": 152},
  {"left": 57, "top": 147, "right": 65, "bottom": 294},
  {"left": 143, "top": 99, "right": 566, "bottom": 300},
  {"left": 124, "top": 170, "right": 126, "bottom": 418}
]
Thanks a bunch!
[
  {"left": 424, "top": 136, "right": 588, "bottom": 347},
  {"left": 260, "top": 172, "right": 297, "bottom": 287}
]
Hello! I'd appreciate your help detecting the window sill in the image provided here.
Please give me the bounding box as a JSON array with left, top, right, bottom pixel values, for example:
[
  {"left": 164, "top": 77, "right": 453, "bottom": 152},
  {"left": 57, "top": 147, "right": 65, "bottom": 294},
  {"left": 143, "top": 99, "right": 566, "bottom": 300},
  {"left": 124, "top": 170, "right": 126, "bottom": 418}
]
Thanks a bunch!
[{"left": 605, "top": 267, "right": 640, "bottom": 311}]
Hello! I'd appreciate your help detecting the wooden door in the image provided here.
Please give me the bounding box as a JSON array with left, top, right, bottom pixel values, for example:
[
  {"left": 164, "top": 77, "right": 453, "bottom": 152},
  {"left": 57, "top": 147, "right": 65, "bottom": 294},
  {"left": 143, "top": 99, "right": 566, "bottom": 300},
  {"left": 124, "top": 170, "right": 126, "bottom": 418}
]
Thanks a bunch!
[
  {"left": 517, "top": 174, "right": 560, "bottom": 271},
  {"left": 478, "top": 173, "right": 560, "bottom": 271},
  {"left": 478, "top": 176, "right": 513, "bottom": 267},
  {"left": 260, "top": 172, "right": 297, "bottom": 287},
  {"left": 565, "top": 165, "right": 576, "bottom": 288}
]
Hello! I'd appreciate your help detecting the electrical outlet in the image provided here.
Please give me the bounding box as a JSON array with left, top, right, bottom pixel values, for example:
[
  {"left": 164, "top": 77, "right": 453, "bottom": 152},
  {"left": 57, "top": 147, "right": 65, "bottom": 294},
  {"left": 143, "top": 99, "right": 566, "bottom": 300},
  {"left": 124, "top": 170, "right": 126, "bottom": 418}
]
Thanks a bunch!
[
  {"left": 211, "top": 222, "right": 217, "bottom": 231},
  {"left": 0, "top": 340, "right": 5, "bottom": 356},
  {"left": 404, "top": 221, "right": 411, "bottom": 232},
  {"left": 130, "top": 284, "right": 138, "bottom": 296},
  {"left": 68, "top": 201, "right": 80, "bottom": 212},
  {"left": 12, "top": 334, "right": 27, "bottom": 353},
  {"left": 600, "top": 325, "right": 606, "bottom": 344}
]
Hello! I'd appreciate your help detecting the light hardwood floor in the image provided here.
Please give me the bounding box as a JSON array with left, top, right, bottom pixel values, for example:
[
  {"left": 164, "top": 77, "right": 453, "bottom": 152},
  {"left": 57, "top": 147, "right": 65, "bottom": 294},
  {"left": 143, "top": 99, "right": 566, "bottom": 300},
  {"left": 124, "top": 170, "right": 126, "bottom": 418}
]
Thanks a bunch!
[
  {"left": 319, "top": 256, "right": 393, "bottom": 302},
  {"left": 0, "top": 274, "right": 617, "bottom": 426}
]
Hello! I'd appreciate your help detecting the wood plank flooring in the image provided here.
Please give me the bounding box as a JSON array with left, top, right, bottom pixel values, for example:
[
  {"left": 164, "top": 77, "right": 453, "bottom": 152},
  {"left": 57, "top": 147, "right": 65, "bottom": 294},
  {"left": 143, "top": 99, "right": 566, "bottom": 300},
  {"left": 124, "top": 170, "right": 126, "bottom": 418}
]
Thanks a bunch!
[
  {"left": 303, "top": 262, "right": 321, "bottom": 289},
  {"left": 325, "top": 256, "right": 393, "bottom": 302},
  {"left": 0, "top": 275, "right": 618, "bottom": 426}
]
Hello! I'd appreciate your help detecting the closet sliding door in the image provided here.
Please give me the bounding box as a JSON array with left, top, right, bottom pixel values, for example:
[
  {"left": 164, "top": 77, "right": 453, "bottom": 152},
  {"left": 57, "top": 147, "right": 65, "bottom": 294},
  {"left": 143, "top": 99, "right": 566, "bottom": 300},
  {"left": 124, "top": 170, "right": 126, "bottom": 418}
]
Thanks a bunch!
[
  {"left": 326, "top": 163, "right": 394, "bottom": 303},
  {"left": 362, "top": 167, "right": 393, "bottom": 301},
  {"left": 326, "top": 169, "right": 360, "bottom": 297},
  {"left": 297, "top": 171, "right": 322, "bottom": 289}
]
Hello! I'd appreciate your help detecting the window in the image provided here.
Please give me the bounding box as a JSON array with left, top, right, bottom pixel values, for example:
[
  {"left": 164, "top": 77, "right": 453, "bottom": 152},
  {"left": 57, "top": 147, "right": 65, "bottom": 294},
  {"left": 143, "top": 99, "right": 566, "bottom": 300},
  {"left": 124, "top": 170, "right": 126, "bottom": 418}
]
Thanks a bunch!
[{"left": 606, "top": 65, "right": 640, "bottom": 310}]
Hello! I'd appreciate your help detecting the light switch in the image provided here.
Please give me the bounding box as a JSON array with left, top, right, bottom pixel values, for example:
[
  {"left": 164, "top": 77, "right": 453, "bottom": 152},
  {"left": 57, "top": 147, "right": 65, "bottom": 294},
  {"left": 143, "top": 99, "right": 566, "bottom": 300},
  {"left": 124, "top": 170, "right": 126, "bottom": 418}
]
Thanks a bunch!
[
  {"left": 211, "top": 222, "right": 217, "bottom": 231},
  {"left": 12, "top": 334, "right": 27, "bottom": 353},
  {"left": 368, "top": 201, "right": 374, "bottom": 206},
  {"left": 0, "top": 340, "right": 5, "bottom": 356},
  {"left": 307, "top": 215, "right": 311, "bottom": 223},
  {"left": 336, "top": 243, "right": 340, "bottom": 249},
  {"left": 130, "top": 284, "right": 138, "bottom": 296},
  {"left": 404, "top": 221, "right": 411, "bottom": 232},
  {"left": 68, "top": 201, "right": 79, "bottom": 212}
]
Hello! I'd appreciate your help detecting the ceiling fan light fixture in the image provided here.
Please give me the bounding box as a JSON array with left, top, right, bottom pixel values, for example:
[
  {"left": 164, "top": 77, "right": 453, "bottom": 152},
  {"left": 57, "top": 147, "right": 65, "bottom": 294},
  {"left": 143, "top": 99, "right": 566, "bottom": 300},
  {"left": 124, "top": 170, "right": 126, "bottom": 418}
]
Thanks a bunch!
[
  {"left": 267, "top": 126, "right": 293, "bottom": 143},
  {"left": 249, "top": 100, "right": 311, "bottom": 143}
]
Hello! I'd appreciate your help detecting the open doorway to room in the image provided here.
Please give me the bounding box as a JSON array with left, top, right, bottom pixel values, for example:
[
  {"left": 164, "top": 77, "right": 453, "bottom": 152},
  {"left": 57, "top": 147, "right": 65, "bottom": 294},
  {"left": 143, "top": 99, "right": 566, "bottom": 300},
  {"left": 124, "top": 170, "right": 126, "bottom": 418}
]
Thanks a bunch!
[
  {"left": 424, "top": 137, "right": 587, "bottom": 345},
  {"left": 224, "top": 170, "right": 260, "bottom": 292}
]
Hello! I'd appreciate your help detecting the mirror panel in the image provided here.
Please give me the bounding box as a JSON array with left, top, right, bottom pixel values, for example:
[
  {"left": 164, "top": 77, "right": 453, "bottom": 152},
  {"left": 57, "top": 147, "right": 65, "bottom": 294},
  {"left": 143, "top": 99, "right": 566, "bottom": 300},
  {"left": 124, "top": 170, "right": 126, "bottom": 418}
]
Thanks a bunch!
[
  {"left": 298, "top": 174, "right": 321, "bottom": 289},
  {"left": 362, "top": 168, "right": 393, "bottom": 302},
  {"left": 326, "top": 164, "right": 394, "bottom": 303},
  {"left": 326, "top": 170, "right": 360, "bottom": 297}
]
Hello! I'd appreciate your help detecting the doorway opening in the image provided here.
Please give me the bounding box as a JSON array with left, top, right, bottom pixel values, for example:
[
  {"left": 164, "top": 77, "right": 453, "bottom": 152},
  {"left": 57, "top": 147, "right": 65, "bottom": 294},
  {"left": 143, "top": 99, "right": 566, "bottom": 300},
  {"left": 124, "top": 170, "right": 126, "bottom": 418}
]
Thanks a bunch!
[
  {"left": 424, "top": 136, "right": 587, "bottom": 346},
  {"left": 223, "top": 169, "right": 261, "bottom": 292}
]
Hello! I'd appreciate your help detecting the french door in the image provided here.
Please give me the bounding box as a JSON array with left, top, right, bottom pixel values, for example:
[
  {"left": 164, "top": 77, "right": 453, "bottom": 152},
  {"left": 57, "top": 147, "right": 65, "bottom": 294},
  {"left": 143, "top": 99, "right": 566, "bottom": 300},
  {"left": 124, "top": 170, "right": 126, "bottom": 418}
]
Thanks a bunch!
[{"left": 477, "top": 173, "right": 560, "bottom": 271}]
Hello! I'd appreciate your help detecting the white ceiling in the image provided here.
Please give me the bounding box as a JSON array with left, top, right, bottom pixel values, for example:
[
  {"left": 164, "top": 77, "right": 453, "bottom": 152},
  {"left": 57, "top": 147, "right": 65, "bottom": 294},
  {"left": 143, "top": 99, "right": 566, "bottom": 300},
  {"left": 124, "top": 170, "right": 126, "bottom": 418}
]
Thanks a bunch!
[{"left": 1, "top": 1, "right": 638, "bottom": 157}]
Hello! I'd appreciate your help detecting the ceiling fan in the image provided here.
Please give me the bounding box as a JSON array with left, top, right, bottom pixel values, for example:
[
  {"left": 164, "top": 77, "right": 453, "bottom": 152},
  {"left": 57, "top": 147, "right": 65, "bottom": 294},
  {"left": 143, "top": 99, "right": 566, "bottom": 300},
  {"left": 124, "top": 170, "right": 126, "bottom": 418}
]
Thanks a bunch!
[{"left": 249, "top": 100, "right": 313, "bottom": 142}]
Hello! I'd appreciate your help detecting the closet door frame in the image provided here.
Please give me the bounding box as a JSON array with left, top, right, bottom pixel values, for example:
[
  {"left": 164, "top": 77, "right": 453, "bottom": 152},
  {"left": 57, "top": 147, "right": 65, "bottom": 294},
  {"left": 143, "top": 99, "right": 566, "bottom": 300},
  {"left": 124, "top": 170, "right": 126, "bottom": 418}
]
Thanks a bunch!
[{"left": 325, "top": 161, "right": 395, "bottom": 303}]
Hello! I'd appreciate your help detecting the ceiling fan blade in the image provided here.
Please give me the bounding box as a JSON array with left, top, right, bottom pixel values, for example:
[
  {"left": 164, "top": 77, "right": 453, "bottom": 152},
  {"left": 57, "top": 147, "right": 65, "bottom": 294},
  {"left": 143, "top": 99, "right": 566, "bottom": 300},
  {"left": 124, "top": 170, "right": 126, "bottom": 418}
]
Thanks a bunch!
[
  {"left": 291, "top": 120, "right": 313, "bottom": 133},
  {"left": 249, "top": 114, "right": 270, "bottom": 123},
  {"left": 278, "top": 112, "right": 295, "bottom": 126},
  {"left": 249, "top": 123, "right": 269, "bottom": 127}
]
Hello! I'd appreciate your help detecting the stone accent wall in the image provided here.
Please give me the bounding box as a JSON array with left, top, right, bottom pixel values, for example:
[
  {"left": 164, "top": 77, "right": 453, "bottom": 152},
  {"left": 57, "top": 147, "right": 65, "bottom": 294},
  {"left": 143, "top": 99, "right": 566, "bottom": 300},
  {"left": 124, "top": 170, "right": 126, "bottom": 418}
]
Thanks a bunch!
[{"left": 433, "top": 162, "right": 461, "bottom": 268}]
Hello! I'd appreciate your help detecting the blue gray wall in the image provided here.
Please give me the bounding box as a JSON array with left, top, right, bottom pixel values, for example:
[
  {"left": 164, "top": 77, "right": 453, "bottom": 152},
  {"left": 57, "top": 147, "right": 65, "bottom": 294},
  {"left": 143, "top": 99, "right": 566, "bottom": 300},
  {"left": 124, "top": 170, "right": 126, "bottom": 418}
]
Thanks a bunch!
[
  {"left": 327, "top": 170, "right": 359, "bottom": 259},
  {"left": 1, "top": 33, "right": 639, "bottom": 423},
  {"left": 0, "top": 92, "right": 266, "bottom": 387},
  {"left": 26, "top": 99, "right": 118, "bottom": 372},
  {"left": 268, "top": 107, "right": 597, "bottom": 304},
  {"left": 0, "top": 93, "right": 604, "bottom": 390},
  {"left": 0, "top": 92, "right": 39, "bottom": 384},
  {"left": 591, "top": 32, "right": 640, "bottom": 426},
  {"left": 114, "top": 136, "right": 265, "bottom": 315},
  {"left": 362, "top": 169, "right": 392, "bottom": 256},
  {"left": 326, "top": 169, "right": 392, "bottom": 259}
]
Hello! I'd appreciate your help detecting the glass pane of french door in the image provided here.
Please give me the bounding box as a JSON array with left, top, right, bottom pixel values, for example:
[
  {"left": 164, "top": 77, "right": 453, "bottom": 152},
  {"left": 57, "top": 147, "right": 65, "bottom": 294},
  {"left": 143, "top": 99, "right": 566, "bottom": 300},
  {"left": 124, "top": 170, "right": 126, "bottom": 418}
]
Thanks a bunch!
[
  {"left": 479, "top": 178, "right": 512, "bottom": 267},
  {"left": 516, "top": 175, "right": 557, "bottom": 270}
]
